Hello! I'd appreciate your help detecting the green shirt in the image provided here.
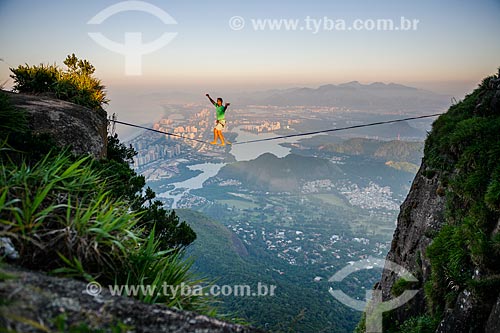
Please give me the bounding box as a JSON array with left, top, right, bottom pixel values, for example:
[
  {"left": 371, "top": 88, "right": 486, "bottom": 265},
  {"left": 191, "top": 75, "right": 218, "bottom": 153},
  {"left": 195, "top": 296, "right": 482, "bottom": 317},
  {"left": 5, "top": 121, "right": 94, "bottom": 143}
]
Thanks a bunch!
[{"left": 214, "top": 103, "right": 226, "bottom": 121}]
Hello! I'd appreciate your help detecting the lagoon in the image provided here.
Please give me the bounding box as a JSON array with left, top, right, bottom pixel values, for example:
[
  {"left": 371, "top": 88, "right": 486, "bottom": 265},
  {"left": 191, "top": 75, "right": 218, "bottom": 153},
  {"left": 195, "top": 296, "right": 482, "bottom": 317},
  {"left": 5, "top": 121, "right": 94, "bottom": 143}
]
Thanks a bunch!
[{"left": 158, "top": 126, "right": 318, "bottom": 208}]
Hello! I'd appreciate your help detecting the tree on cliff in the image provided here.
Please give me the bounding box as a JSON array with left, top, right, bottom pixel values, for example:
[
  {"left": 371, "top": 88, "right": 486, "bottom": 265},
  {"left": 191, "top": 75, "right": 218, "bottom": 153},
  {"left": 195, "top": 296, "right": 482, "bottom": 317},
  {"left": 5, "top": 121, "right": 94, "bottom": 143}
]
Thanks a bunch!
[{"left": 1, "top": 55, "right": 206, "bottom": 316}]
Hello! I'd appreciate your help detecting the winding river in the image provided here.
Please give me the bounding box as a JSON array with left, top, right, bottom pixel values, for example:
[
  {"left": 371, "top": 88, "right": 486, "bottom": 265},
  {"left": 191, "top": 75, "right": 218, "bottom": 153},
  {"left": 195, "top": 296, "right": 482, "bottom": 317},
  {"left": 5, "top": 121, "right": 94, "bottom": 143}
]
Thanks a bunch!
[{"left": 158, "top": 126, "right": 317, "bottom": 208}]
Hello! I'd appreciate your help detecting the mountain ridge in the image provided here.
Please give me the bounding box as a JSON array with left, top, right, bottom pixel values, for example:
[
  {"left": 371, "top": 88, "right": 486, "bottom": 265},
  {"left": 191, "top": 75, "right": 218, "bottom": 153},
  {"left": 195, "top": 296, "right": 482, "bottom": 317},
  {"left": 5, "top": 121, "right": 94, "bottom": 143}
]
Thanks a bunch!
[
  {"left": 239, "top": 81, "right": 449, "bottom": 111},
  {"left": 218, "top": 153, "right": 343, "bottom": 192},
  {"left": 134, "top": 81, "right": 449, "bottom": 111},
  {"left": 360, "top": 69, "right": 500, "bottom": 333}
]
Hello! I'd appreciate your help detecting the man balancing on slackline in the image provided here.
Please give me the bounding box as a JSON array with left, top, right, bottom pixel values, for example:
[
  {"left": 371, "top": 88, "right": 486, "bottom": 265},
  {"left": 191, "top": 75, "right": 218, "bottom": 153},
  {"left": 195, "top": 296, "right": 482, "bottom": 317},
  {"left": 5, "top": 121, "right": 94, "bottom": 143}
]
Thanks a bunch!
[{"left": 206, "top": 93, "right": 230, "bottom": 146}]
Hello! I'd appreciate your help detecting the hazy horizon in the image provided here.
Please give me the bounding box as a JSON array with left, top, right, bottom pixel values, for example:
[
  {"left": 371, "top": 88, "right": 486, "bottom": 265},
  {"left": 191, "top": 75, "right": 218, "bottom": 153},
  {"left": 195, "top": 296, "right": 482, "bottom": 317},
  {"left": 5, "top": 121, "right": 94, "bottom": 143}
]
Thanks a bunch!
[
  {"left": 102, "top": 77, "right": 480, "bottom": 97},
  {"left": 1, "top": 0, "right": 498, "bottom": 135}
]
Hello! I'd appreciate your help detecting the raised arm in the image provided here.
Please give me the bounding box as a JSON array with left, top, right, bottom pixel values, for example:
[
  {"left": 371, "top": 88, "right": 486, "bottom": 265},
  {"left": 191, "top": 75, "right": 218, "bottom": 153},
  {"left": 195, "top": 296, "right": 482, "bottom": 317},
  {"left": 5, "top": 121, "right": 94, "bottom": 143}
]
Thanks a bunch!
[
  {"left": 206, "top": 93, "right": 216, "bottom": 105},
  {"left": 224, "top": 102, "right": 231, "bottom": 111}
]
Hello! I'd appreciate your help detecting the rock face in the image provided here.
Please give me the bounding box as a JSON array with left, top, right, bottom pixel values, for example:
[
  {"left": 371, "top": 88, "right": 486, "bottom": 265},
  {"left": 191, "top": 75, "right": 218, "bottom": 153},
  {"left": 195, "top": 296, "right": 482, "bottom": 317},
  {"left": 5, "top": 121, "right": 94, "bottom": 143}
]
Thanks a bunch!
[
  {"left": 377, "top": 164, "right": 446, "bottom": 323},
  {"left": 486, "top": 296, "right": 500, "bottom": 333},
  {"left": 379, "top": 164, "right": 500, "bottom": 332},
  {"left": 6, "top": 91, "right": 107, "bottom": 158},
  {"left": 0, "top": 265, "right": 263, "bottom": 333},
  {"left": 374, "top": 73, "right": 500, "bottom": 332},
  {"left": 0, "top": 92, "right": 266, "bottom": 332}
]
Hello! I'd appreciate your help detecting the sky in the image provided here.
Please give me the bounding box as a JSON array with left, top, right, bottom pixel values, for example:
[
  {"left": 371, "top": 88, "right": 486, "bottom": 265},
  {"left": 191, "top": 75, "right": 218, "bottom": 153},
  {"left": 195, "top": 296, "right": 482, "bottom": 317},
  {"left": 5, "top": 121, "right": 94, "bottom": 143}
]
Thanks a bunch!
[{"left": 1, "top": 0, "right": 499, "bottom": 119}]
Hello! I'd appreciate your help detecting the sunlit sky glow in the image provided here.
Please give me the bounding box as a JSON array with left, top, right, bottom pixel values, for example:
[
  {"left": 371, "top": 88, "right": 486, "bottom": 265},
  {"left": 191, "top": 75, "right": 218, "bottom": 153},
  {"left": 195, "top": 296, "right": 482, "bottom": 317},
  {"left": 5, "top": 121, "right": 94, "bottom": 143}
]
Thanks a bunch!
[{"left": 1, "top": 0, "right": 499, "bottom": 97}]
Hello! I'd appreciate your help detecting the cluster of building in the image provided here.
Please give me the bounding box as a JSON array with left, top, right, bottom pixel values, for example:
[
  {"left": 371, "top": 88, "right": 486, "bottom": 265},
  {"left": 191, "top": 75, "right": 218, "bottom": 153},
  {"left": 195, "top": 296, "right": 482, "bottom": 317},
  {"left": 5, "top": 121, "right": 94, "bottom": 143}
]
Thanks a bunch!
[
  {"left": 301, "top": 179, "right": 334, "bottom": 193},
  {"left": 127, "top": 103, "right": 325, "bottom": 170},
  {"left": 173, "top": 125, "right": 198, "bottom": 134},
  {"left": 139, "top": 160, "right": 181, "bottom": 182},
  {"left": 131, "top": 142, "right": 181, "bottom": 167},
  {"left": 226, "top": 219, "right": 390, "bottom": 267},
  {"left": 241, "top": 121, "right": 281, "bottom": 133},
  {"left": 218, "top": 179, "right": 243, "bottom": 187},
  {"left": 338, "top": 181, "right": 400, "bottom": 211},
  {"left": 127, "top": 106, "right": 217, "bottom": 169},
  {"left": 152, "top": 123, "right": 200, "bottom": 140},
  {"left": 329, "top": 156, "right": 346, "bottom": 165},
  {"left": 174, "top": 192, "right": 209, "bottom": 209}
]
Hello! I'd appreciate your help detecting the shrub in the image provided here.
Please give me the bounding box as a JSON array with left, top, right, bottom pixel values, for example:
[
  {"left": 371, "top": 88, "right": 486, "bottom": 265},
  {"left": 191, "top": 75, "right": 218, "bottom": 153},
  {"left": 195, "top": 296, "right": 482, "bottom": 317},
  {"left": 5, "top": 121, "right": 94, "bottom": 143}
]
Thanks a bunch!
[
  {"left": 485, "top": 168, "right": 500, "bottom": 211},
  {"left": 0, "top": 91, "right": 28, "bottom": 137},
  {"left": 391, "top": 277, "right": 417, "bottom": 297},
  {"left": 10, "top": 54, "right": 108, "bottom": 109},
  {"left": 120, "top": 229, "right": 214, "bottom": 313},
  {"left": 397, "top": 315, "right": 439, "bottom": 333},
  {"left": 2, "top": 56, "right": 206, "bottom": 314},
  {"left": 0, "top": 90, "right": 63, "bottom": 165},
  {"left": 0, "top": 149, "right": 211, "bottom": 313},
  {"left": 97, "top": 134, "right": 197, "bottom": 250},
  {"left": 0, "top": 151, "right": 141, "bottom": 279},
  {"left": 9, "top": 63, "right": 59, "bottom": 94},
  {"left": 423, "top": 70, "right": 500, "bottom": 320}
]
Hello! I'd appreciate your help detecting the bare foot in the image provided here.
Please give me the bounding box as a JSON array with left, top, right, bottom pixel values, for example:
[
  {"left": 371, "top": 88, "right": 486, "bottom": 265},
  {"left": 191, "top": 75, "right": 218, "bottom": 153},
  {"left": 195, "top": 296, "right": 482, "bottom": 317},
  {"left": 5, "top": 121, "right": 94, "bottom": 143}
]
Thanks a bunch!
[
  {"left": 210, "top": 141, "right": 217, "bottom": 145},
  {"left": 218, "top": 143, "right": 226, "bottom": 146}
]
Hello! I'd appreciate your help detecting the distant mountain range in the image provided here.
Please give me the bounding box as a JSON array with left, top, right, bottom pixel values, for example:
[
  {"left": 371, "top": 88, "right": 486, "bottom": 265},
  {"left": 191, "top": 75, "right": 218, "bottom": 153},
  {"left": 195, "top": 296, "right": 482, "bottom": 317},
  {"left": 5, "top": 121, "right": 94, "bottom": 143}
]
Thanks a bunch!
[
  {"left": 238, "top": 81, "right": 450, "bottom": 111},
  {"left": 138, "top": 81, "right": 450, "bottom": 112}
]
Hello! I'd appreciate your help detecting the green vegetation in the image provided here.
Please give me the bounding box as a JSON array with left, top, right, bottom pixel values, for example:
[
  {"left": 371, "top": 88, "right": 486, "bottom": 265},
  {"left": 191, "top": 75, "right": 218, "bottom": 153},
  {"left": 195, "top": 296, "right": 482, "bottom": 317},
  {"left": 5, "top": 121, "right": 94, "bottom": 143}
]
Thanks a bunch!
[
  {"left": 188, "top": 182, "right": 396, "bottom": 331},
  {"left": 0, "top": 58, "right": 215, "bottom": 320},
  {"left": 187, "top": 144, "right": 419, "bottom": 331},
  {"left": 10, "top": 54, "right": 108, "bottom": 109},
  {"left": 355, "top": 70, "right": 500, "bottom": 333},
  {"left": 179, "top": 209, "right": 362, "bottom": 332},
  {"left": 219, "top": 152, "right": 343, "bottom": 192},
  {"left": 0, "top": 263, "right": 15, "bottom": 283},
  {"left": 423, "top": 71, "right": 500, "bottom": 320},
  {"left": 0, "top": 313, "right": 131, "bottom": 333},
  {"left": 0, "top": 139, "right": 207, "bottom": 312},
  {"left": 310, "top": 193, "right": 352, "bottom": 209},
  {"left": 97, "top": 134, "right": 197, "bottom": 250},
  {"left": 391, "top": 277, "right": 417, "bottom": 297},
  {"left": 53, "top": 314, "right": 131, "bottom": 333},
  {"left": 396, "top": 315, "right": 439, "bottom": 333},
  {"left": 217, "top": 198, "right": 259, "bottom": 210},
  {"left": 121, "top": 227, "right": 212, "bottom": 312},
  {"left": 321, "top": 138, "right": 423, "bottom": 164},
  {"left": 0, "top": 91, "right": 28, "bottom": 135},
  {"left": 1, "top": 151, "right": 141, "bottom": 278},
  {"left": 179, "top": 209, "right": 248, "bottom": 273},
  {"left": 385, "top": 160, "right": 420, "bottom": 174},
  {"left": 0, "top": 91, "right": 56, "bottom": 163}
]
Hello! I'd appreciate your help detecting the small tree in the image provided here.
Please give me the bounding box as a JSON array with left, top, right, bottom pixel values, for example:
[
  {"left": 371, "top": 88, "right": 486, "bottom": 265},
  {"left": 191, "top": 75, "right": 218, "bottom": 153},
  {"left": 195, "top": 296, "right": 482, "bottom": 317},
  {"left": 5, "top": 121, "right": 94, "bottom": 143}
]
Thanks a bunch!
[{"left": 99, "top": 133, "right": 197, "bottom": 250}]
